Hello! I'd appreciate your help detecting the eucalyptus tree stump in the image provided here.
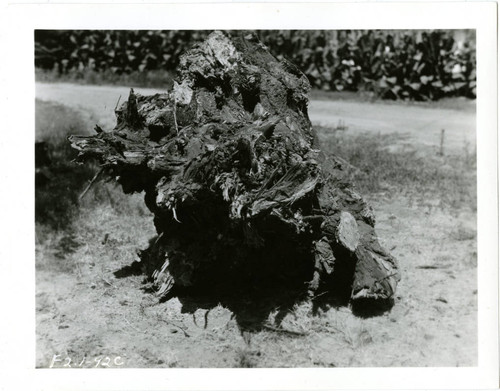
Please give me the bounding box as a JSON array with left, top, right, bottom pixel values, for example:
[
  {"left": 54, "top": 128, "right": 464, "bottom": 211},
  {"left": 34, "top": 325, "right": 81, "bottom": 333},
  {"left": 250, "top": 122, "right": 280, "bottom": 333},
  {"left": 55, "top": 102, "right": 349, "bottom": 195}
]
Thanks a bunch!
[{"left": 69, "top": 31, "right": 400, "bottom": 304}]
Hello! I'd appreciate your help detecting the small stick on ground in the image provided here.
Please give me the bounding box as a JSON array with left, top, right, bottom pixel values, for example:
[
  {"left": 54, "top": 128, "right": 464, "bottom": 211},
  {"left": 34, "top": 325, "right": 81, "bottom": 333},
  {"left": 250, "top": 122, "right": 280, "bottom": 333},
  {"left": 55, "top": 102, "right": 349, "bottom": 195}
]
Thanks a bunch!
[
  {"left": 79, "top": 168, "right": 104, "bottom": 201},
  {"left": 172, "top": 323, "right": 191, "bottom": 337},
  {"left": 439, "top": 129, "right": 445, "bottom": 156},
  {"left": 262, "top": 324, "right": 309, "bottom": 337},
  {"left": 101, "top": 276, "right": 115, "bottom": 287},
  {"left": 156, "top": 314, "right": 191, "bottom": 337},
  {"left": 75, "top": 262, "right": 83, "bottom": 278},
  {"left": 308, "top": 290, "right": 329, "bottom": 300},
  {"left": 124, "top": 318, "right": 145, "bottom": 334}
]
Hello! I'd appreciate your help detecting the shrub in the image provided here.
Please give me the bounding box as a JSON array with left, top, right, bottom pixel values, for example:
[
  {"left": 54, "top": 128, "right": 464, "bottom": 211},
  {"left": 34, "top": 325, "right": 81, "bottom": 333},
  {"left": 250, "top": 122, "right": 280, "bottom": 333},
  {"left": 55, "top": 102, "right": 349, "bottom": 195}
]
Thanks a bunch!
[{"left": 257, "top": 30, "right": 476, "bottom": 100}]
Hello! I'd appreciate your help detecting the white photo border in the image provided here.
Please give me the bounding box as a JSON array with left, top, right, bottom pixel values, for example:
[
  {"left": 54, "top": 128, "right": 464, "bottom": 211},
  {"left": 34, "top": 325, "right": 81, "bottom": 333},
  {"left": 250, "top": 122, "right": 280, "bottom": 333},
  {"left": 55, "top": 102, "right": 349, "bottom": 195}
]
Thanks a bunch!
[{"left": 1, "top": 2, "right": 497, "bottom": 390}]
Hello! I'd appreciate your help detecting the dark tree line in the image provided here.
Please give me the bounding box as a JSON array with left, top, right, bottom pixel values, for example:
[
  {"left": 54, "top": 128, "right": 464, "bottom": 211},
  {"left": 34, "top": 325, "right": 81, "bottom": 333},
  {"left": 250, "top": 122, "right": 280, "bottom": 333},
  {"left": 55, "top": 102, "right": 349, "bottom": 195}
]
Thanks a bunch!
[{"left": 35, "top": 29, "right": 476, "bottom": 100}]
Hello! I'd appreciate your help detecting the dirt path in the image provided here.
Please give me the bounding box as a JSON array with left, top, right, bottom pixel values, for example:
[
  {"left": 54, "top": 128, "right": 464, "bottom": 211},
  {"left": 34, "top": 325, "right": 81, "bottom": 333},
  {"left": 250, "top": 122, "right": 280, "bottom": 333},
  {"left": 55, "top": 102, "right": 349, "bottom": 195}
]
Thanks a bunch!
[{"left": 35, "top": 82, "right": 476, "bottom": 153}]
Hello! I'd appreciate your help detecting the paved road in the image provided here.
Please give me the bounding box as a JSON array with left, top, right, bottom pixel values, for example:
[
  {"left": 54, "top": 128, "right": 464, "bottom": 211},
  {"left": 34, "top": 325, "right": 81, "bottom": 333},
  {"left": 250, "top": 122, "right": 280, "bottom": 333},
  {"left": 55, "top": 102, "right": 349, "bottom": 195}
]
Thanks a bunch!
[{"left": 36, "top": 82, "right": 476, "bottom": 153}]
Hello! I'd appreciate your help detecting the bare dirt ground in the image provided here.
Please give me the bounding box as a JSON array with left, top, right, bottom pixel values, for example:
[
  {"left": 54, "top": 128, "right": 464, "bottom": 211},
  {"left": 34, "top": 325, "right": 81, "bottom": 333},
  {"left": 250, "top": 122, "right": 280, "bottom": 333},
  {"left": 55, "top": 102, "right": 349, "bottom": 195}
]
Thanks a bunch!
[{"left": 35, "top": 82, "right": 477, "bottom": 368}]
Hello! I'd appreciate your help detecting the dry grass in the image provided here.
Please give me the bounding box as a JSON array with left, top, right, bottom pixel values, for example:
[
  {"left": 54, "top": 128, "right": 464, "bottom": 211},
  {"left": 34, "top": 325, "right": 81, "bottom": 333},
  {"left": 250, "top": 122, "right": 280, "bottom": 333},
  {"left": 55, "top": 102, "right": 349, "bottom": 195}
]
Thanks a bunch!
[
  {"left": 35, "top": 99, "right": 151, "bottom": 262},
  {"left": 318, "top": 126, "right": 477, "bottom": 212},
  {"left": 35, "top": 100, "right": 97, "bottom": 231}
]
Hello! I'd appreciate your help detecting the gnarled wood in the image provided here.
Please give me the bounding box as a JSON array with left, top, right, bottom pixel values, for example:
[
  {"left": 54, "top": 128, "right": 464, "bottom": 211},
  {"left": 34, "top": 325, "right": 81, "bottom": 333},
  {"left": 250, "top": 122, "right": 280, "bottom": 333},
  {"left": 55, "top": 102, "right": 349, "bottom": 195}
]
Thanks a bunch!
[{"left": 69, "top": 31, "right": 400, "bottom": 304}]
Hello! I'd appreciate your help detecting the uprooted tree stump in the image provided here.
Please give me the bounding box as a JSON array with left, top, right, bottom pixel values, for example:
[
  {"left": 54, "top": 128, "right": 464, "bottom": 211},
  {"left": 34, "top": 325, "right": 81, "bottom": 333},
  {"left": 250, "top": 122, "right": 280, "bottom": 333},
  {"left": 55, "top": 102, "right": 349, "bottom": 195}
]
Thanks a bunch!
[{"left": 69, "top": 31, "right": 400, "bottom": 306}]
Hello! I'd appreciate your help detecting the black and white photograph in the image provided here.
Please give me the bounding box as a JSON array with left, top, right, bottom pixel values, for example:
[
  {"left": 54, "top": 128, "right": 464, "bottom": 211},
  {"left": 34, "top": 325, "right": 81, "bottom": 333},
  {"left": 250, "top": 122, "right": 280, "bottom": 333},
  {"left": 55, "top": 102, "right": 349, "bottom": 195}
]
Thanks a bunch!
[{"left": 1, "top": 2, "right": 498, "bottom": 390}]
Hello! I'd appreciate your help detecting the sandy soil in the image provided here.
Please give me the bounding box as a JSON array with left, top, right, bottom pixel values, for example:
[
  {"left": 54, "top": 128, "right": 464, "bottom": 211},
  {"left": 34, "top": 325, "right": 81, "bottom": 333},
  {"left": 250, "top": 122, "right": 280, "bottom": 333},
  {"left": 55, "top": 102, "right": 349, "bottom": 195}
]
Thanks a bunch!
[{"left": 35, "top": 83, "right": 477, "bottom": 368}]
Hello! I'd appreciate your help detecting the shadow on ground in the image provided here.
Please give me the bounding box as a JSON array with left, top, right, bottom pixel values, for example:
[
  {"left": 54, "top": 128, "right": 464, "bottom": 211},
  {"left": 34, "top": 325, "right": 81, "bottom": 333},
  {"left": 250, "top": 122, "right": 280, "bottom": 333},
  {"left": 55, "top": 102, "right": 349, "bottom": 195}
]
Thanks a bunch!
[{"left": 114, "top": 243, "right": 393, "bottom": 335}]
